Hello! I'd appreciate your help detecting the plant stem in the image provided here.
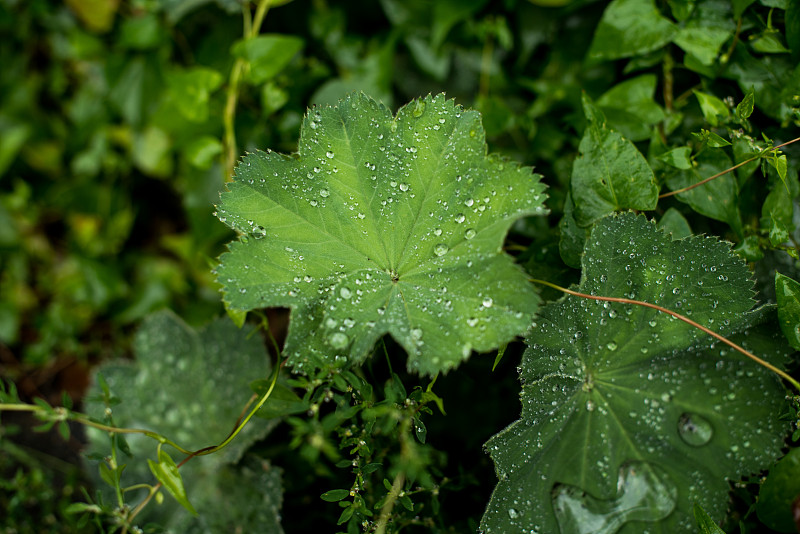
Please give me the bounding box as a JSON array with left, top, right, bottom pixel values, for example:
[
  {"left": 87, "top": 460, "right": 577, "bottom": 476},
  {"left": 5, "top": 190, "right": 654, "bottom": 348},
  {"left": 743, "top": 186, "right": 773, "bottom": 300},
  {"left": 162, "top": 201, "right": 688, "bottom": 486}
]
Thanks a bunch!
[
  {"left": 223, "top": 0, "right": 272, "bottom": 181},
  {"left": 530, "top": 278, "right": 800, "bottom": 392},
  {"left": 375, "top": 471, "right": 406, "bottom": 534},
  {"left": 659, "top": 136, "right": 800, "bottom": 199}
]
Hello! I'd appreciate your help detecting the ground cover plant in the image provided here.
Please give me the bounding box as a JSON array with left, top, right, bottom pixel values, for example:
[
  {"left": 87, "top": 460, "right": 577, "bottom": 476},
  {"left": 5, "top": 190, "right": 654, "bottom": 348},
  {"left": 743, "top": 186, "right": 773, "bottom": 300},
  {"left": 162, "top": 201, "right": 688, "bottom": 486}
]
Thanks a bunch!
[{"left": 2, "top": 0, "right": 800, "bottom": 533}]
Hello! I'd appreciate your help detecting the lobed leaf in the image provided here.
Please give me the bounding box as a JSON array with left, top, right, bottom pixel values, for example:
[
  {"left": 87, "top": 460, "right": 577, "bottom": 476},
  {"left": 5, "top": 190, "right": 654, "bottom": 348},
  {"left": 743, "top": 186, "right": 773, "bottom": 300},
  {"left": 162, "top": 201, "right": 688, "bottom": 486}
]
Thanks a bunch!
[
  {"left": 86, "top": 311, "right": 282, "bottom": 532},
  {"left": 215, "top": 93, "right": 547, "bottom": 375},
  {"left": 481, "top": 212, "right": 788, "bottom": 533}
]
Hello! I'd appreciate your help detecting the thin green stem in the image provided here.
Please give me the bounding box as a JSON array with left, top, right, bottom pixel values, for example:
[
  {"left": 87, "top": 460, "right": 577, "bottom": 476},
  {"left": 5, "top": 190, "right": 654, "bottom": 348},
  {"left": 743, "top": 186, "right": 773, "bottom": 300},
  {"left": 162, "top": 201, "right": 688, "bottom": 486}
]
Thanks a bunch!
[
  {"left": 531, "top": 278, "right": 800, "bottom": 392},
  {"left": 659, "top": 136, "right": 800, "bottom": 199},
  {"left": 223, "top": 0, "right": 272, "bottom": 181}
]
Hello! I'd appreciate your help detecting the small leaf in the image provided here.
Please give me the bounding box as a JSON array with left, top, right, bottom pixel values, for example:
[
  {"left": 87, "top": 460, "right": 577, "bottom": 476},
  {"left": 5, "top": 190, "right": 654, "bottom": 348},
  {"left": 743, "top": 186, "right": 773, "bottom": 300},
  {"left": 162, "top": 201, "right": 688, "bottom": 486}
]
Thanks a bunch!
[
  {"left": 321, "top": 489, "right": 351, "bottom": 502},
  {"left": 694, "top": 503, "right": 727, "bottom": 534},
  {"left": 597, "top": 74, "right": 666, "bottom": 141},
  {"left": 658, "top": 208, "right": 693, "bottom": 239},
  {"left": 414, "top": 417, "right": 427, "bottom": 444},
  {"left": 736, "top": 88, "right": 755, "bottom": 122},
  {"left": 757, "top": 447, "right": 800, "bottom": 532},
  {"left": 252, "top": 381, "right": 309, "bottom": 419},
  {"left": 148, "top": 449, "right": 197, "bottom": 516},
  {"left": 694, "top": 91, "right": 730, "bottom": 126},
  {"left": 658, "top": 146, "right": 693, "bottom": 170},
  {"left": 776, "top": 273, "right": 800, "bottom": 351},
  {"left": 570, "top": 94, "right": 658, "bottom": 227}
]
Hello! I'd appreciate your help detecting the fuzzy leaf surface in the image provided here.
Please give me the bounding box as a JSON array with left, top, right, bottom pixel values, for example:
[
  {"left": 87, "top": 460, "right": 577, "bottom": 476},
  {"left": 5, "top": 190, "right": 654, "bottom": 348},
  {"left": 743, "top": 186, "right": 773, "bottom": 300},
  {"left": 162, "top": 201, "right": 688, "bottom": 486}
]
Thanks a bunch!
[
  {"left": 482, "top": 213, "right": 787, "bottom": 533},
  {"left": 86, "top": 311, "right": 281, "bottom": 533},
  {"left": 216, "top": 93, "right": 546, "bottom": 375}
]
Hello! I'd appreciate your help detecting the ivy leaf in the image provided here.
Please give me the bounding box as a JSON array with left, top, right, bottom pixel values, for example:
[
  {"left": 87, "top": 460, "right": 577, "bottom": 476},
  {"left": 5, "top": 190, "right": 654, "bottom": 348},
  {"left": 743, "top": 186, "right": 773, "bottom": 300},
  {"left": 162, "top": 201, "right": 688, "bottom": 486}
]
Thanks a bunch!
[
  {"left": 570, "top": 95, "right": 658, "bottom": 227},
  {"left": 215, "top": 93, "right": 547, "bottom": 376},
  {"left": 86, "top": 311, "right": 281, "bottom": 532},
  {"left": 481, "top": 213, "right": 787, "bottom": 533}
]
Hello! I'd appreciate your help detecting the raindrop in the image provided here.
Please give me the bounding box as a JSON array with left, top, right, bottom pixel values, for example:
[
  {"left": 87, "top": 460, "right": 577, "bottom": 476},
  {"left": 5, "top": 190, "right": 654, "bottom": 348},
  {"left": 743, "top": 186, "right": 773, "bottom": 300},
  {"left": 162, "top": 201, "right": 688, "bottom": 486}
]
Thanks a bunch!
[
  {"left": 433, "top": 228, "right": 443, "bottom": 237},
  {"left": 328, "top": 332, "right": 349, "bottom": 350},
  {"left": 482, "top": 297, "right": 493, "bottom": 308},
  {"left": 677, "top": 412, "right": 713, "bottom": 447},
  {"left": 464, "top": 198, "right": 474, "bottom": 207},
  {"left": 466, "top": 317, "right": 478, "bottom": 327},
  {"left": 434, "top": 243, "right": 449, "bottom": 257},
  {"left": 252, "top": 225, "right": 267, "bottom": 239},
  {"left": 412, "top": 100, "right": 426, "bottom": 118},
  {"left": 552, "top": 461, "right": 677, "bottom": 534},
  {"left": 606, "top": 342, "right": 618, "bottom": 351},
  {"left": 340, "top": 287, "right": 353, "bottom": 299},
  {"left": 326, "top": 151, "right": 335, "bottom": 158},
  {"left": 399, "top": 183, "right": 409, "bottom": 192},
  {"left": 465, "top": 228, "right": 477, "bottom": 240},
  {"left": 320, "top": 188, "right": 330, "bottom": 198},
  {"left": 508, "top": 508, "right": 519, "bottom": 519},
  {"left": 455, "top": 213, "right": 466, "bottom": 224}
]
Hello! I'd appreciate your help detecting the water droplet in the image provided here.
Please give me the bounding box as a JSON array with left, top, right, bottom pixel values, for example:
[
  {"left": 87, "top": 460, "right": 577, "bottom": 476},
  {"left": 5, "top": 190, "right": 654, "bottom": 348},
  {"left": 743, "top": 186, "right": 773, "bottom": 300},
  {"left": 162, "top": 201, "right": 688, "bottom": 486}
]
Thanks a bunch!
[
  {"left": 326, "top": 151, "right": 335, "bottom": 158},
  {"left": 455, "top": 213, "right": 466, "bottom": 224},
  {"left": 399, "top": 182, "right": 409, "bottom": 192},
  {"left": 508, "top": 508, "right": 519, "bottom": 519},
  {"left": 328, "top": 332, "right": 349, "bottom": 350},
  {"left": 434, "top": 243, "right": 449, "bottom": 257},
  {"left": 252, "top": 225, "right": 267, "bottom": 239},
  {"left": 464, "top": 198, "right": 474, "bottom": 207},
  {"left": 553, "top": 462, "right": 677, "bottom": 534},
  {"left": 466, "top": 317, "right": 478, "bottom": 327},
  {"left": 677, "top": 413, "right": 713, "bottom": 447},
  {"left": 465, "top": 228, "right": 477, "bottom": 240},
  {"left": 433, "top": 228, "right": 443, "bottom": 237},
  {"left": 340, "top": 287, "right": 352, "bottom": 299},
  {"left": 412, "top": 100, "right": 426, "bottom": 118},
  {"left": 482, "top": 297, "right": 493, "bottom": 308},
  {"left": 320, "top": 188, "right": 330, "bottom": 198},
  {"left": 606, "top": 342, "right": 617, "bottom": 351}
]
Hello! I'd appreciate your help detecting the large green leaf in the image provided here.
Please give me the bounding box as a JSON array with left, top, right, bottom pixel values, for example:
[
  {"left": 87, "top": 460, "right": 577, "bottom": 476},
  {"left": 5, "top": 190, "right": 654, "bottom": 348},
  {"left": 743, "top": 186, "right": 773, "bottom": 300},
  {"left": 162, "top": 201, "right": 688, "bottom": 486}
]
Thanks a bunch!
[
  {"left": 215, "top": 93, "right": 547, "bottom": 375},
  {"left": 481, "top": 213, "right": 788, "bottom": 533},
  {"left": 86, "top": 311, "right": 281, "bottom": 533}
]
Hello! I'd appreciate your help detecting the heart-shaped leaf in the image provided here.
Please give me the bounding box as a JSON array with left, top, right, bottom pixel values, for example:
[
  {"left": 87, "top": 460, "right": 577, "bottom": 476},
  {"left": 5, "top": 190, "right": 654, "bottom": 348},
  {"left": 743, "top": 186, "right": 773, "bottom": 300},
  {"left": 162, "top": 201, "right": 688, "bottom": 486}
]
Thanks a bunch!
[{"left": 215, "top": 93, "right": 547, "bottom": 375}]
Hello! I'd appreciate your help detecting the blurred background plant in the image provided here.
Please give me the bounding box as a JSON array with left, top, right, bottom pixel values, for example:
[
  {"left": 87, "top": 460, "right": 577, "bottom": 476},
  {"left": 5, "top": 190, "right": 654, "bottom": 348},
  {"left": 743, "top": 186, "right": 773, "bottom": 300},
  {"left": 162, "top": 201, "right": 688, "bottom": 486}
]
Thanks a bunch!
[{"left": 1, "top": 0, "right": 800, "bottom": 532}]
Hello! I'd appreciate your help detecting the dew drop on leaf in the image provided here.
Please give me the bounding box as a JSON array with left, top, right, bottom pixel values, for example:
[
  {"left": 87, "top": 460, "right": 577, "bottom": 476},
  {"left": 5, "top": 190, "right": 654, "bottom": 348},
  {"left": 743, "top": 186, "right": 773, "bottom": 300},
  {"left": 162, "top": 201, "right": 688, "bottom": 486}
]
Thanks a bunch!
[
  {"left": 552, "top": 462, "right": 677, "bottom": 534},
  {"left": 465, "top": 228, "right": 477, "bottom": 240},
  {"left": 677, "top": 413, "right": 714, "bottom": 447},
  {"left": 433, "top": 243, "right": 449, "bottom": 257},
  {"left": 328, "top": 332, "right": 349, "bottom": 350}
]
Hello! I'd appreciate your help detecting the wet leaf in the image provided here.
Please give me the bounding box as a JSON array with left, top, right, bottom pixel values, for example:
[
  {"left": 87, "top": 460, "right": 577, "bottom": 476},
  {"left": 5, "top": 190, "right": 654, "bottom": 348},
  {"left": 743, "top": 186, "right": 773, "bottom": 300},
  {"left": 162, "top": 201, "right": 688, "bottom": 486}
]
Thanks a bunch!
[
  {"left": 215, "top": 93, "right": 547, "bottom": 375},
  {"left": 482, "top": 212, "right": 788, "bottom": 533},
  {"left": 86, "top": 311, "right": 281, "bottom": 531},
  {"left": 694, "top": 503, "right": 727, "bottom": 534}
]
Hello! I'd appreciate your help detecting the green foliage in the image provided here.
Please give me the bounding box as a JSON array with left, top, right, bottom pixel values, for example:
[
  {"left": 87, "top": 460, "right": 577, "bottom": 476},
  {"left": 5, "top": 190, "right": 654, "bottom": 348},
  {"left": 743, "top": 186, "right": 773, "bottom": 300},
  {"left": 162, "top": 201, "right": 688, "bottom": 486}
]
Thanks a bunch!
[
  {"left": 482, "top": 213, "right": 788, "bottom": 532},
  {"left": 216, "top": 92, "right": 546, "bottom": 376},
  {"left": 2, "top": 0, "right": 800, "bottom": 532},
  {"left": 84, "top": 311, "right": 281, "bottom": 532}
]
